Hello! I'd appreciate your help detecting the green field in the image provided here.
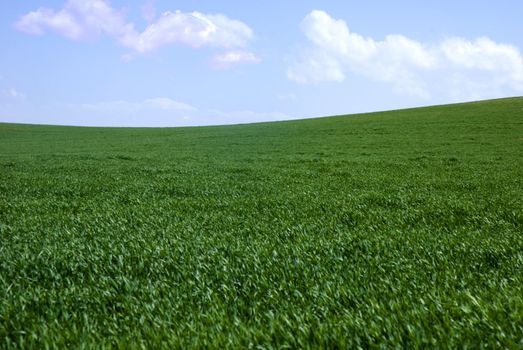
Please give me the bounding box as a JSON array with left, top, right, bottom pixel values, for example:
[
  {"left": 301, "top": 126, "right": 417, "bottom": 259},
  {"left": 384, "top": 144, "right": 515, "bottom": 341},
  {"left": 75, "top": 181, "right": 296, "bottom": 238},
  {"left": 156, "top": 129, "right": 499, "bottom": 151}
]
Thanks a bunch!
[{"left": 1, "top": 97, "right": 522, "bottom": 348}]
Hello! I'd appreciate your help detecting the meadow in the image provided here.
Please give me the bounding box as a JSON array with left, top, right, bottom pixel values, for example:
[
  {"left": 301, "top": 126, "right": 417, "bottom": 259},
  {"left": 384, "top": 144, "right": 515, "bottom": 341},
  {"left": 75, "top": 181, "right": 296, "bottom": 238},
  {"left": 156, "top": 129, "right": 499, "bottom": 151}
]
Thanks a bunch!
[{"left": 1, "top": 97, "right": 522, "bottom": 348}]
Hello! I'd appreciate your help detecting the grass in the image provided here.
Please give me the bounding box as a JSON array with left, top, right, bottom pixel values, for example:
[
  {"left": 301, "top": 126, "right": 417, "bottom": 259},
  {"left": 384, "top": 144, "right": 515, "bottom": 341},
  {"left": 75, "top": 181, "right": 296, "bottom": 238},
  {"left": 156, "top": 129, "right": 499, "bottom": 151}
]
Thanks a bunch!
[{"left": 1, "top": 97, "right": 522, "bottom": 348}]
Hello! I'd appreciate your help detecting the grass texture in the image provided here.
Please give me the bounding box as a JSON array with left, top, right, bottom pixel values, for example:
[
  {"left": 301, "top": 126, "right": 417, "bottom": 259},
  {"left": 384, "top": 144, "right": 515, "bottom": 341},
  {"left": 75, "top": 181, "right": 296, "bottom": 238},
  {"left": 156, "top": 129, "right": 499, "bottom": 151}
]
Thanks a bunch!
[{"left": 1, "top": 97, "right": 523, "bottom": 348}]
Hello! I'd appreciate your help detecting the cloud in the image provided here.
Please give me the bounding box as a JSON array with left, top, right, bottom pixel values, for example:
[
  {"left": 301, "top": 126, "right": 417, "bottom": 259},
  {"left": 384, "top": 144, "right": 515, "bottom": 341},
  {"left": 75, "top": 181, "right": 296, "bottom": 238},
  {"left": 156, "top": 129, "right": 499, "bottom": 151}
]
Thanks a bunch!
[
  {"left": 15, "top": 0, "right": 258, "bottom": 63},
  {"left": 14, "top": 0, "right": 132, "bottom": 41},
  {"left": 441, "top": 37, "right": 523, "bottom": 87},
  {"left": 288, "top": 10, "right": 523, "bottom": 99},
  {"left": 287, "top": 10, "right": 435, "bottom": 97},
  {"left": 120, "top": 11, "right": 254, "bottom": 54},
  {"left": 2, "top": 88, "right": 26, "bottom": 100},
  {"left": 143, "top": 97, "right": 197, "bottom": 111},
  {"left": 56, "top": 97, "right": 289, "bottom": 126},
  {"left": 82, "top": 97, "right": 196, "bottom": 113},
  {"left": 211, "top": 50, "right": 261, "bottom": 69}
]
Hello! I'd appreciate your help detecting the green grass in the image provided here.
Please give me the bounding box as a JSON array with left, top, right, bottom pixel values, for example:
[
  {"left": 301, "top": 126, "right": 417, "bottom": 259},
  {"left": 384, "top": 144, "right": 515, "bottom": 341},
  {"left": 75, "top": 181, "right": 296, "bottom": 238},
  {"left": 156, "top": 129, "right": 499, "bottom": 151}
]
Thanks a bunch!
[{"left": 1, "top": 97, "right": 523, "bottom": 348}]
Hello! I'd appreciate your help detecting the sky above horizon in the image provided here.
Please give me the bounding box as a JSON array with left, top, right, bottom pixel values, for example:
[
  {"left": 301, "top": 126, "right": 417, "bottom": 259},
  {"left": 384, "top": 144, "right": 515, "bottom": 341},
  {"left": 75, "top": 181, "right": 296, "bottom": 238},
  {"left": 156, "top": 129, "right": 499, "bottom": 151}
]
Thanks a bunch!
[{"left": 1, "top": 0, "right": 522, "bottom": 126}]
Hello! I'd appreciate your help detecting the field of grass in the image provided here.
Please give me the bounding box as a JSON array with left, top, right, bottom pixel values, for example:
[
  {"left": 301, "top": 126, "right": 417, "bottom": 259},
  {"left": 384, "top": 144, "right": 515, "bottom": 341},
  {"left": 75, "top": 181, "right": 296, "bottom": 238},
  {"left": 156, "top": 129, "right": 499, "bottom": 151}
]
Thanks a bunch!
[{"left": 1, "top": 97, "right": 522, "bottom": 348}]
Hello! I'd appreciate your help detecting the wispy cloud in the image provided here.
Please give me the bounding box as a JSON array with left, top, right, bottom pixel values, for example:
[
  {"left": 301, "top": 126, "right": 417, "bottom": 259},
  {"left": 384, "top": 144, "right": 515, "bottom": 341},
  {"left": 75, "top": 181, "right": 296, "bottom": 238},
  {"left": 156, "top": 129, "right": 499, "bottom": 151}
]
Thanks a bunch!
[
  {"left": 142, "top": 98, "right": 197, "bottom": 111},
  {"left": 82, "top": 97, "right": 196, "bottom": 113},
  {"left": 2, "top": 88, "right": 26, "bottom": 100},
  {"left": 211, "top": 50, "right": 261, "bottom": 69},
  {"left": 287, "top": 10, "right": 523, "bottom": 99},
  {"left": 277, "top": 93, "right": 297, "bottom": 101},
  {"left": 67, "top": 97, "right": 288, "bottom": 126},
  {"left": 14, "top": 0, "right": 131, "bottom": 41},
  {"left": 15, "top": 0, "right": 259, "bottom": 67}
]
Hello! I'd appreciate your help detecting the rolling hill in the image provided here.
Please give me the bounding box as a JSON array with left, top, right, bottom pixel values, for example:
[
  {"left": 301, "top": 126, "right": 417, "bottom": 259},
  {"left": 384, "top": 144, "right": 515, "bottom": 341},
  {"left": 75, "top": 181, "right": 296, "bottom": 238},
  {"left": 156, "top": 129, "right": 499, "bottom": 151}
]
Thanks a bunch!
[{"left": 1, "top": 97, "right": 522, "bottom": 348}]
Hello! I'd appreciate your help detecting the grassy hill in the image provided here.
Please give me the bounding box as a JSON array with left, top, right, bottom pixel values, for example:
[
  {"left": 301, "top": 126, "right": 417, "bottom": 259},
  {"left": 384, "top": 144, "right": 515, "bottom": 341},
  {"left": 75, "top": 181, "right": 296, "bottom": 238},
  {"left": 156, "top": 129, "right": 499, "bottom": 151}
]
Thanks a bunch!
[{"left": 1, "top": 97, "right": 522, "bottom": 348}]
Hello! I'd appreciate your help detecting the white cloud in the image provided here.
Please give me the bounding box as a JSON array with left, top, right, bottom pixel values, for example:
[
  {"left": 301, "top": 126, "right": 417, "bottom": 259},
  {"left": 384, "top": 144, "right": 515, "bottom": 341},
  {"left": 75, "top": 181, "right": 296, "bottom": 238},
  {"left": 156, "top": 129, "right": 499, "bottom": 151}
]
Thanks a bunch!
[
  {"left": 287, "top": 50, "right": 346, "bottom": 84},
  {"left": 120, "top": 11, "right": 253, "bottom": 54},
  {"left": 143, "top": 97, "right": 196, "bottom": 111},
  {"left": 288, "top": 10, "right": 523, "bottom": 99},
  {"left": 204, "top": 14, "right": 254, "bottom": 48},
  {"left": 287, "top": 10, "right": 435, "bottom": 97},
  {"left": 83, "top": 97, "right": 196, "bottom": 113},
  {"left": 211, "top": 50, "right": 260, "bottom": 69},
  {"left": 15, "top": 0, "right": 132, "bottom": 41},
  {"left": 56, "top": 98, "right": 289, "bottom": 126},
  {"left": 2, "top": 88, "right": 26, "bottom": 100},
  {"left": 15, "top": 0, "right": 257, "bottom": 61},
  {"left": 441, "top": 37, "right": 523, "bottom": 86}
]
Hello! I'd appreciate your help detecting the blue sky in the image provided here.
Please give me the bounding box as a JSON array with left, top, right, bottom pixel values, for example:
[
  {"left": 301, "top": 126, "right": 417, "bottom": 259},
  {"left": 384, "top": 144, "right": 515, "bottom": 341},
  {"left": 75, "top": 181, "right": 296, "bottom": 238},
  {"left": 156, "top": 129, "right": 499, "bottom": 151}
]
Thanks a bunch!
[{"left": 1, "top": 0, "right": 522, "bottom": 126}]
